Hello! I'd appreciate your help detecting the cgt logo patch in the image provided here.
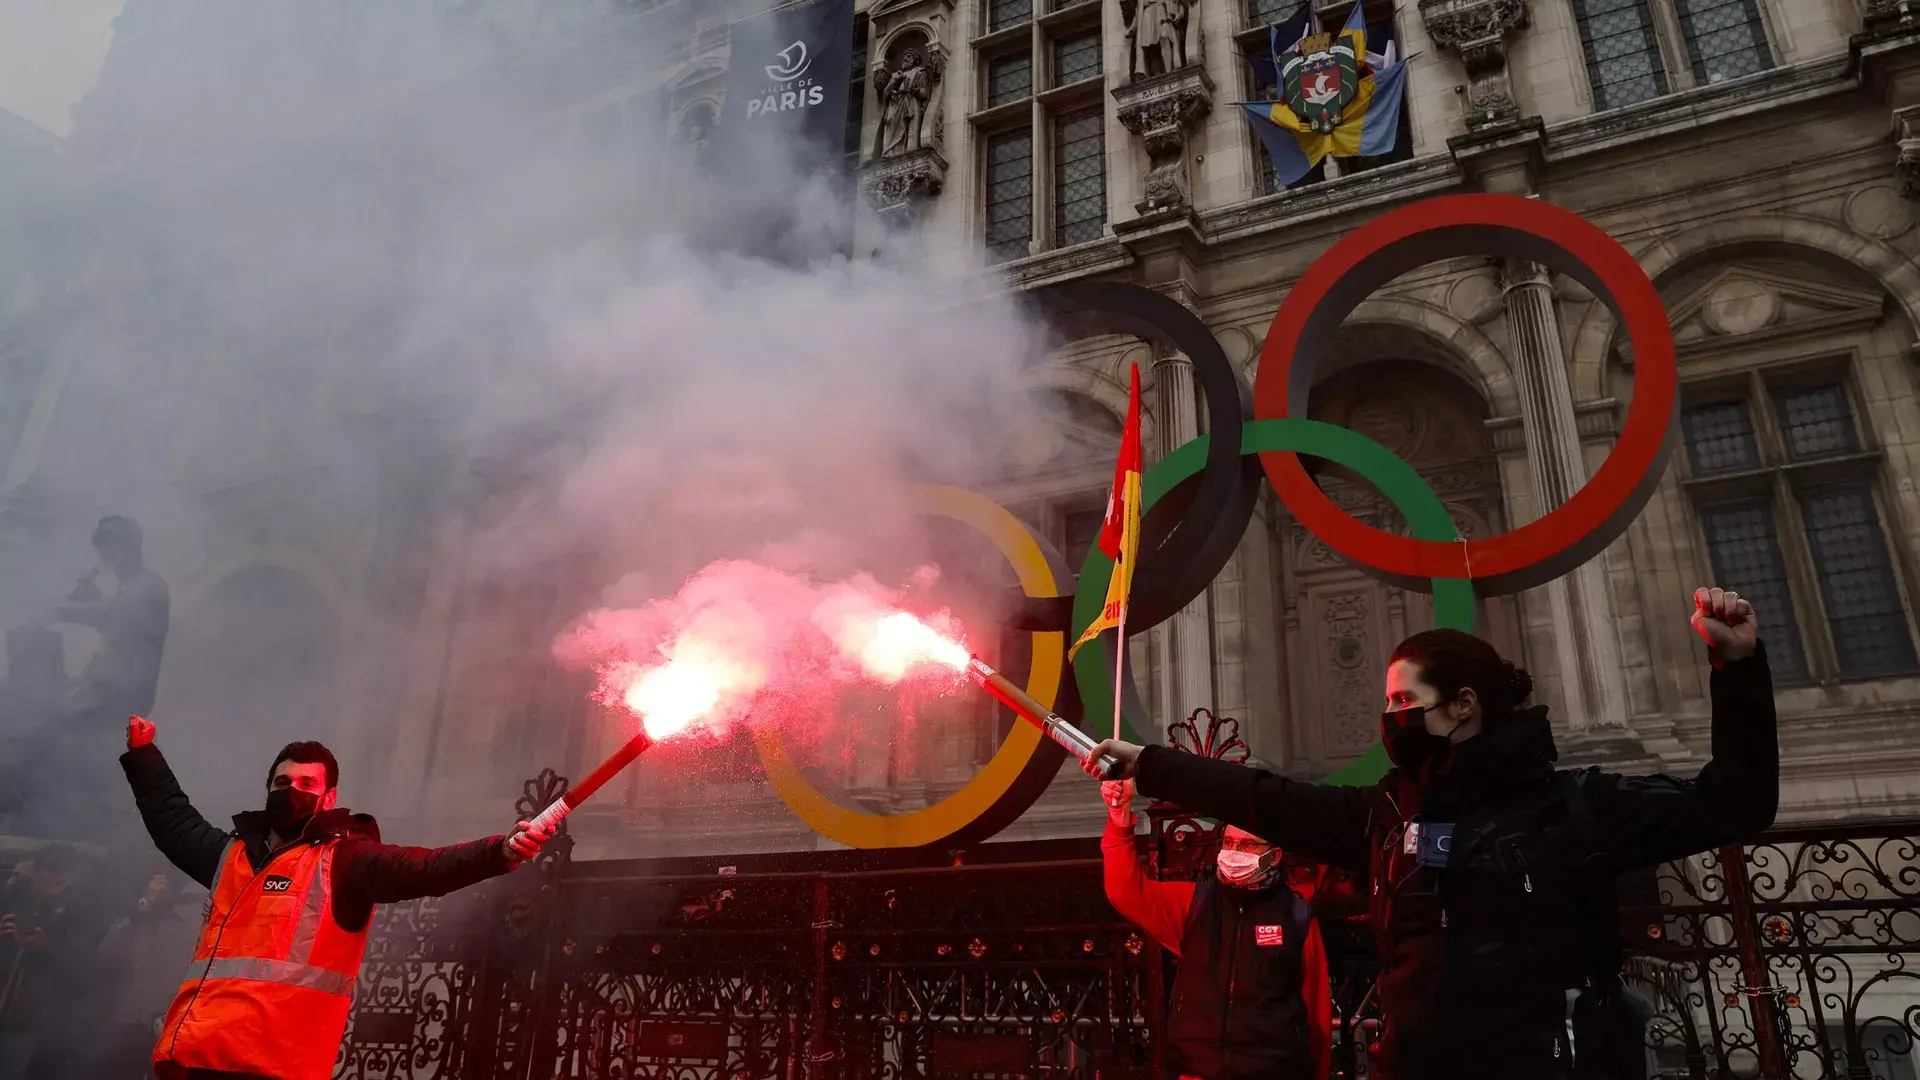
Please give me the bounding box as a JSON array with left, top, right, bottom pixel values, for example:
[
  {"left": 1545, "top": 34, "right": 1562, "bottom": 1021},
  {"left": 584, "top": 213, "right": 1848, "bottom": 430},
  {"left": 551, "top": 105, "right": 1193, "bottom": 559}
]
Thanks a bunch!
[
  {"left": 261, "top": 875, "right": 295, "bottom": 894},
  {"left": 1254, "top": 924, "right": 1285, "bottom": 947}
]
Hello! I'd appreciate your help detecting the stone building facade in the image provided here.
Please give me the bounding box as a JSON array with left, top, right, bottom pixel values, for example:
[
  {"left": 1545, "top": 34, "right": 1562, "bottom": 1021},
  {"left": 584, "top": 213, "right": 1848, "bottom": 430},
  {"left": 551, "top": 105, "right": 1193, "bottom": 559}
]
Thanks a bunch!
[
  {"left": 7, "top": 0, "right": 1920, "bottom": 859},
  {"left": 392, "top": 0, "right": 1920, "bottom": 858}
]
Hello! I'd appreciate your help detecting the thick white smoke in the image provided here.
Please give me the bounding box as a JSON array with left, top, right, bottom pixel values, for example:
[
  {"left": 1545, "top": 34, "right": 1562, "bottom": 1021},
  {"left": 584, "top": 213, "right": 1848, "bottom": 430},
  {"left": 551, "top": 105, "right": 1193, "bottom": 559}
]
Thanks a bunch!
[{"left": 0, "top": 2, "right": 1054, "bottom": 842}]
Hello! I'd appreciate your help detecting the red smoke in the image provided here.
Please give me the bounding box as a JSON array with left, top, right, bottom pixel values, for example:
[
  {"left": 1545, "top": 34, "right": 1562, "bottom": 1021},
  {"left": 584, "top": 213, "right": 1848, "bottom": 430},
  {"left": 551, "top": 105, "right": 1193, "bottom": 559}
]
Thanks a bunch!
[{"left": 552, "top": 560, "right": 973, "bottom": 747}]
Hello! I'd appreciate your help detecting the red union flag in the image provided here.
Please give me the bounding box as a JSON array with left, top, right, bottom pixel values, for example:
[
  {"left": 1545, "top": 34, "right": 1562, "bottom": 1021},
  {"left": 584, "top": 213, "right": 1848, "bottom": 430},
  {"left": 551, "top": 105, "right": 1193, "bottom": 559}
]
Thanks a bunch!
[{"left": 1069, "top": 363, "right": 1143, "bottom": 660}]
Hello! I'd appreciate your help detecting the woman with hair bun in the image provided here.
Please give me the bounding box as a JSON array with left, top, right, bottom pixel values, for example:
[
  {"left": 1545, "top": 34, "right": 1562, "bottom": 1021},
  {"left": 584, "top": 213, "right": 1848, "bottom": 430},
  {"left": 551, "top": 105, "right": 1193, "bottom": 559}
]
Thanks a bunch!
[{"left": 1088, "top": 587, "right": 1780, "bottom": 1080}]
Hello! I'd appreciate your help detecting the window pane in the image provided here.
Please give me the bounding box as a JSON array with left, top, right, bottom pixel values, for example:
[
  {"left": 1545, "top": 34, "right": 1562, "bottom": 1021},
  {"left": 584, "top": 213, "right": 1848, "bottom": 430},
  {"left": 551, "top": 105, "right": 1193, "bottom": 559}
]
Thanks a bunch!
[
  {"left": 989, "top": 0, "right": 1033, "bottom": 31},
  {"left": 1678, "top": 0, "right": 1771, "bottom": 85},
  {"left": 1053, "top": 106, "right": 1106, "bottom": 247},
  {"left": 1247, "top": 0, "right": 1295, "bottom": 24},
  {"left": 1774, "top": 384, "right": 1860, "bottom": 461},
  {"left": 1799, "top": 485, "right": 1917, "bottom": 678},
  {"left": 1682, "top": 400, "right": 1761, "bottom": 474},
  {"left": 984, "top": 129, "right": 1034, "bottom": 263},
  {"left": 1053, "top": 29, "right": 1102, "bottom": 86},
  {"left": 1571, "top": 0, "right": 1669, "bottom": 111},
  {"left": 1248, "top": 54, "right": 1282, "bottom": 194},
  {"left": 1700, "top": 500, "right": 1807, "bottom": 684},
  {"left": 987, "top": 51, "right": 1033, "bottom": 108}
]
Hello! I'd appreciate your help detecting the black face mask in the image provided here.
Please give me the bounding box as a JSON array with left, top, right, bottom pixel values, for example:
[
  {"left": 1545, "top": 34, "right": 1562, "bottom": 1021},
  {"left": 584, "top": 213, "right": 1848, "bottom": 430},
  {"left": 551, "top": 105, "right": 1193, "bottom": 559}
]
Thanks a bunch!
[
  {"left": 1380, "top": 705, "right": 1454, "bottom": 772},
  {"left": 264, "top": 788, "right": 321, "bottom": 839}
]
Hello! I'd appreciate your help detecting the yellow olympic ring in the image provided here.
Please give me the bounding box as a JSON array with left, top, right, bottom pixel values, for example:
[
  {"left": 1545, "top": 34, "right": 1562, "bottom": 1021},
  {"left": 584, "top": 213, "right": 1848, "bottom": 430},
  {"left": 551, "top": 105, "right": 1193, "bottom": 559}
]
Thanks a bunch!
[{"left": 753, "top": 484, "right": 1065, "bottom": 848}]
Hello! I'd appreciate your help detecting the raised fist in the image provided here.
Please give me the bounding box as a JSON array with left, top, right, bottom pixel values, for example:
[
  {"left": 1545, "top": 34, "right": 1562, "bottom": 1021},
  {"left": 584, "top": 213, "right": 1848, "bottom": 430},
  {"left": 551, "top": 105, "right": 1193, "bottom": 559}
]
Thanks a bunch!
[
  {"left": 127, "top": 715, "right": 156, "bottom": 750},
  {"left": 1690, "top": 587, "right": 1757, "bottom": 660}
]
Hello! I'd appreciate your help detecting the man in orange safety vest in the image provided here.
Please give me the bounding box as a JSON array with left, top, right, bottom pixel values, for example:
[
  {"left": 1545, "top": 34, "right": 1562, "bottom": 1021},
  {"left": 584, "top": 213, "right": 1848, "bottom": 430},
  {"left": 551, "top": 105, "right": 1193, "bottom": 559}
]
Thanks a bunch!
[{"left": 120, "top": 715, "right": 553, "bottom": 1080}]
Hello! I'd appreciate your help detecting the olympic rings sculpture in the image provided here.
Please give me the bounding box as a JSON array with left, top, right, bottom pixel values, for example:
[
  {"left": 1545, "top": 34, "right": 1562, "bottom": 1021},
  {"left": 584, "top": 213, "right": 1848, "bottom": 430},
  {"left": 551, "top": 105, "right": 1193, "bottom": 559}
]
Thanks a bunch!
[{"left": 758, "top": 193, "right": 1679, "bottom": 849}]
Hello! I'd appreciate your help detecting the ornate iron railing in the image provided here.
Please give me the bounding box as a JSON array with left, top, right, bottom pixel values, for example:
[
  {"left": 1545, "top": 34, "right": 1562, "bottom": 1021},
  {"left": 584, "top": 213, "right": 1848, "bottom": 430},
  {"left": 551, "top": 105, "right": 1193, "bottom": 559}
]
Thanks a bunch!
[
  {"left": 337, "top": 853, "right": 1156, "bottom": 1080},
  {"left": 1620, "top": 822, "right": 1920, "bottom": 1080},
  {"left": 334, "top": 763, "right": 1919, "bottom": 1080}
]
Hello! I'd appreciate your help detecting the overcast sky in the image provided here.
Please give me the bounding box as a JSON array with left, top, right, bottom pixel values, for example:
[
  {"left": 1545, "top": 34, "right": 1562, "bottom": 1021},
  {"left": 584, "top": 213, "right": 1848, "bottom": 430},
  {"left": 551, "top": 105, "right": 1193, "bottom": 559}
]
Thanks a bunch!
[{"left": 0, "top": 0, "right": 123, "bottom": 136}]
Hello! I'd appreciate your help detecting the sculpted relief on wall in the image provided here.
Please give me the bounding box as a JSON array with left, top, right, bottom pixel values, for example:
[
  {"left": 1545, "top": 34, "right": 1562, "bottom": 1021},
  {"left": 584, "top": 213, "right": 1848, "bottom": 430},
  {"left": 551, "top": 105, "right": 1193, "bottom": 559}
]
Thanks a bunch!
[{"left": 1275, "top": 357, "right": 1527, "bottom": 773}]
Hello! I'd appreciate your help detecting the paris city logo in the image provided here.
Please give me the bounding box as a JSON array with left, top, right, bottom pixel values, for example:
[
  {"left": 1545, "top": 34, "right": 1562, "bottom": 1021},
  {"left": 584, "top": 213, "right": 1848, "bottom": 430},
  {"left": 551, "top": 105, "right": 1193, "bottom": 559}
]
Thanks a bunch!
[{"left": 747, "top": 39, "right": 825, "bottom": 117}]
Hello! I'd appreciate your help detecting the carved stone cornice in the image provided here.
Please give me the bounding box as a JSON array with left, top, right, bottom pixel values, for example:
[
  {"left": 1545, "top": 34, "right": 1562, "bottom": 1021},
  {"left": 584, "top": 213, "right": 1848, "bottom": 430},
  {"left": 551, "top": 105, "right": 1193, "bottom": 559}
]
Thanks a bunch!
[
  {"left": 1859, "top": 0, "right": 1920, "bottom": 48},
  {"left": 858, "top": 146, "right": 948, "bottom": 226},
  {"left": 1892, "top": 105, "right": 1920, "bottom": 205},
  {"left": 1422, "top": 0, "right": 1528, "bottom": 66},
  {"left": 1447, "top": 115, "right": 1546, "bottom": 194},
  {"left": 1484, "top": 399, "right": 1622, "bottom": 453},
  {"left": 1112, "top": 67, "right": 1214, "bottom": 216},
  {"left": 1421, "top": 0, "right": 1529, "bottom": 129}
]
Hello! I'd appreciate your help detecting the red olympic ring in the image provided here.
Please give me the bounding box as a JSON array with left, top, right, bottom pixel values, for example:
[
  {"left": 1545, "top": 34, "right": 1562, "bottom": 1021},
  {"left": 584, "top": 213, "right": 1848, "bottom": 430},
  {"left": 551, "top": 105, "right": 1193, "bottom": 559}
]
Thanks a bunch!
[{"left": 1253, "top": 194, "right": 1678, "bottom": 595}]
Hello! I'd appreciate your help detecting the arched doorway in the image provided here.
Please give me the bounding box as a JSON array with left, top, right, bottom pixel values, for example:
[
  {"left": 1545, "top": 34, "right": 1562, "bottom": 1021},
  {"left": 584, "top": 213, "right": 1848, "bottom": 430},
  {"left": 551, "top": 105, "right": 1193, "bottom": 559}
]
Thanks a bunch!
[
  {"left": 156, "top": 565, "right": 339, "bottom": 806},
  {"left": 1274, "top": 355, "right": 1526, "bottom": 774}
]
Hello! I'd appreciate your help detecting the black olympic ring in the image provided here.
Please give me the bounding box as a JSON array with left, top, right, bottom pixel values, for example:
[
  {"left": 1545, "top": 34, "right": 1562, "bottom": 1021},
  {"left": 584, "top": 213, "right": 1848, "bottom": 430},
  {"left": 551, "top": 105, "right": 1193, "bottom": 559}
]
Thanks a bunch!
[{"left": 1015, "top": 282, "right": 1258, "bottom": 637}]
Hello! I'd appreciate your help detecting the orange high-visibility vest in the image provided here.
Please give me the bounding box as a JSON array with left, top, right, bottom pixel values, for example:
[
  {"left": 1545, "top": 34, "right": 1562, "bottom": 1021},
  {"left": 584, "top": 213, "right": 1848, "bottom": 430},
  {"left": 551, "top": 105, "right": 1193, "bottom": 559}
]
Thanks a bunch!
[{"left": 153, "top": 836, "right": 371, "bottom": 1080}]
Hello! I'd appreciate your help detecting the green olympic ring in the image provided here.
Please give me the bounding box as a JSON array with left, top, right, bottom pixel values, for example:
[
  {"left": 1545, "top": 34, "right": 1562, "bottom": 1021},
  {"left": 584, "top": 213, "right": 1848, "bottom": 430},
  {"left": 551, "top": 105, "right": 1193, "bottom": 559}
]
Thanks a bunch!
[{"left": 1071, "top": 418, "right": 1478, "bottom": 788}]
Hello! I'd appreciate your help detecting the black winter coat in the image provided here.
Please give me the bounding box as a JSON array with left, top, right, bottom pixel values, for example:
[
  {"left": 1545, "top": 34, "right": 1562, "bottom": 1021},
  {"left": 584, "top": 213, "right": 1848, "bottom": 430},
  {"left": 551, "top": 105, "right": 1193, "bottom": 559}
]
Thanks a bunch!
[
  {"left": 120, "top": 744, "right": 513, "bottom": 932},
  {"left": 1134, "top": 646, "right": 1779, "bottom": 1080},
  {"left": 1166, "top": 876, "right": 1317, "bottom": 1080}
]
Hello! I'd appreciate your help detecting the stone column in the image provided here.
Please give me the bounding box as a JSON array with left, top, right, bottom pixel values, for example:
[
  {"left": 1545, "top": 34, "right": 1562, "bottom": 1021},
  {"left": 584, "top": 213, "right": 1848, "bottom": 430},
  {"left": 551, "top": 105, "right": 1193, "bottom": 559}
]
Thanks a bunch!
[
  {"left": 1150, "top": 350, "right": 1216, "bottom": 720},
  {"left": 1498, "top": 258, "right": 1635, "bottom": 748}
]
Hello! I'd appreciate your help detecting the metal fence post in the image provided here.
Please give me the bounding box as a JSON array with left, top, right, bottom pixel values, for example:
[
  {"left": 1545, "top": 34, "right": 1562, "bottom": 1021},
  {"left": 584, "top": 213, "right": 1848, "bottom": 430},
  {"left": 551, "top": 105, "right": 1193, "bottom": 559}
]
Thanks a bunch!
[
  {"left": 806, "top": 877, "right": 837, "bottom": 1080},
  {"left": 1718, "top": 842, "right": 1791, "bottom": 1080}
]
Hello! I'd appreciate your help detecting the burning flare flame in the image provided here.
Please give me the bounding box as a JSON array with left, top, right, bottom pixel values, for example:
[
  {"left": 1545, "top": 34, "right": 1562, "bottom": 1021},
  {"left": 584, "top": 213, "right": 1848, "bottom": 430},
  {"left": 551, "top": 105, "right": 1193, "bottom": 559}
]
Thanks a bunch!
[
  {"left": 846, "top": 611, "right": 971, "bottom": 680},
  {"left": 624, "top": 637, "right": 762, "bottom": 741},
  {"left": 562, "top": 562, "right": 978, "bottom": 745}
]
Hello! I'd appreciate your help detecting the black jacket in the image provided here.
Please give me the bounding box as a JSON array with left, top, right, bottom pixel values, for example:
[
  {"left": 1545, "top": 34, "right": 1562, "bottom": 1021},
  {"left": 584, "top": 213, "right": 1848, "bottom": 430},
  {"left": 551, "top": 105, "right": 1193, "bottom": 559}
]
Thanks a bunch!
[
  {"left": 120, "top": 743, "right": 514, "bottom": 932},
  {"left": 1135, "top": 646, "right": 1778, "bottom": 1080},
  {"left": 1167, "top": 876, "right": 1317, "bottom": 1080}
]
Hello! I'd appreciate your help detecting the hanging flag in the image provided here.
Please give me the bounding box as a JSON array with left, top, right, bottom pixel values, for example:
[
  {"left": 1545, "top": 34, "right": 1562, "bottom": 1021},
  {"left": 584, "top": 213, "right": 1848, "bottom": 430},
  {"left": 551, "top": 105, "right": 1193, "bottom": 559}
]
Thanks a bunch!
[
  {"left": 1366, "top": 11, "right": 1398, "bottom": 72},
  {"left": 1268, "top": 2, "right": 1315, "bottom": 76},
  {"left": 718, "top": 0, "right": 856, "bottom": 169},
  {"left": 712, "top": 0, "right": 857, "bottom": 265},
  {"left": 1240, "top": 0, "right": 1408, "bottom": 188},
  {"left": 1069, "top": 363, "right": 1143, "bottom": 662}
]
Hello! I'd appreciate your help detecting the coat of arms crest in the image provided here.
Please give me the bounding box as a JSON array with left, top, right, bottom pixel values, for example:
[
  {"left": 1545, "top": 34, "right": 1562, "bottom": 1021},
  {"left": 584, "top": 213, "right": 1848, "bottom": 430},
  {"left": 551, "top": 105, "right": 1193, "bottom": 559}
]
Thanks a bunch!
[{"left": 1282, "top": 28, "right": 1363, "bottom": 134}]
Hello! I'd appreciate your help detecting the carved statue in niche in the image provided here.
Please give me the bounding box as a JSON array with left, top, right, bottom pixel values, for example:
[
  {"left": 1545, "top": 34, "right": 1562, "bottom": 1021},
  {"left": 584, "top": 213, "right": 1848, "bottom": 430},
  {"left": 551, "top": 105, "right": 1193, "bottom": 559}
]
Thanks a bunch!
[
  {"left": 674, "top": 103, "right": 718, "bottom": 176},
  {"left": 873, "top": 37, "right": 945, "bottom": 159},
  {"left": 1121, "top": 0, "right": 1195, "bottom": 79}
]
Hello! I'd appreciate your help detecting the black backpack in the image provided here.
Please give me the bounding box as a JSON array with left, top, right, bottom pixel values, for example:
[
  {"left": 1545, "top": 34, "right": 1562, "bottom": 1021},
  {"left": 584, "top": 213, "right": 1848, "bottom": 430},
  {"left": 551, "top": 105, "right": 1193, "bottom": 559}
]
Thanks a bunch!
[{"left": 1558, "top": 770, "right": 1650, "bottom": 1080}]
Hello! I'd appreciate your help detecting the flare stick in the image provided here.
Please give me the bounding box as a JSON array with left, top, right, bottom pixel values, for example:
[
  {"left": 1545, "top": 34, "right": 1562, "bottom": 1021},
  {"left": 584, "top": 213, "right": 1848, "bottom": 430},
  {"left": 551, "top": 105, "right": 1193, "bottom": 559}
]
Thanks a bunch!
[
  {"left": 966, "top": 656, "right": 1126, "bottom": 780},
  {"left": 527, "top": 731, "right": 655, "bottom": 834}
]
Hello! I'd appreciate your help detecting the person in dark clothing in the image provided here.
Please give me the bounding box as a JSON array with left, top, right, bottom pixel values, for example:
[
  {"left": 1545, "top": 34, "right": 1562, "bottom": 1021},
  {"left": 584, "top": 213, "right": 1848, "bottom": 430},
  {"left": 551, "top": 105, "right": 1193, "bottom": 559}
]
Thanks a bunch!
[
  {"left": 0, "top": 846, "right": 90, "bottom": 1080},
  {"left": 93, "top": 863, "right": 203, "bottom": 1079},
  {"left": 23, "top": 516, "right": 170, "bottom": 839},
  {"left": 1102, "top": 778, "right": 1332, "bottom": 1080},
  {"left": 1087, "top": 587, "right": 1779, "bottom": 1080},
  {"left": 120, "top": 715, "right": 554, "bottom": 1080},
  {"left": 53, "top": 517, "right": 170, "bottom": 727}
]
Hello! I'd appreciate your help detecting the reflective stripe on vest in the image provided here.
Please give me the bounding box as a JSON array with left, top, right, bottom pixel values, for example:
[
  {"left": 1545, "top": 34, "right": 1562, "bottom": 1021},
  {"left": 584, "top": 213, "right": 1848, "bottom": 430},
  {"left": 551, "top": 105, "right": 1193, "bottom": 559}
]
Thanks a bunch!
[
  {"left": 179, "top": 955, "right": 355, "bottom": 997},
  {"left": 286, "top": 844, "right": 333, "bottom": 965}
]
